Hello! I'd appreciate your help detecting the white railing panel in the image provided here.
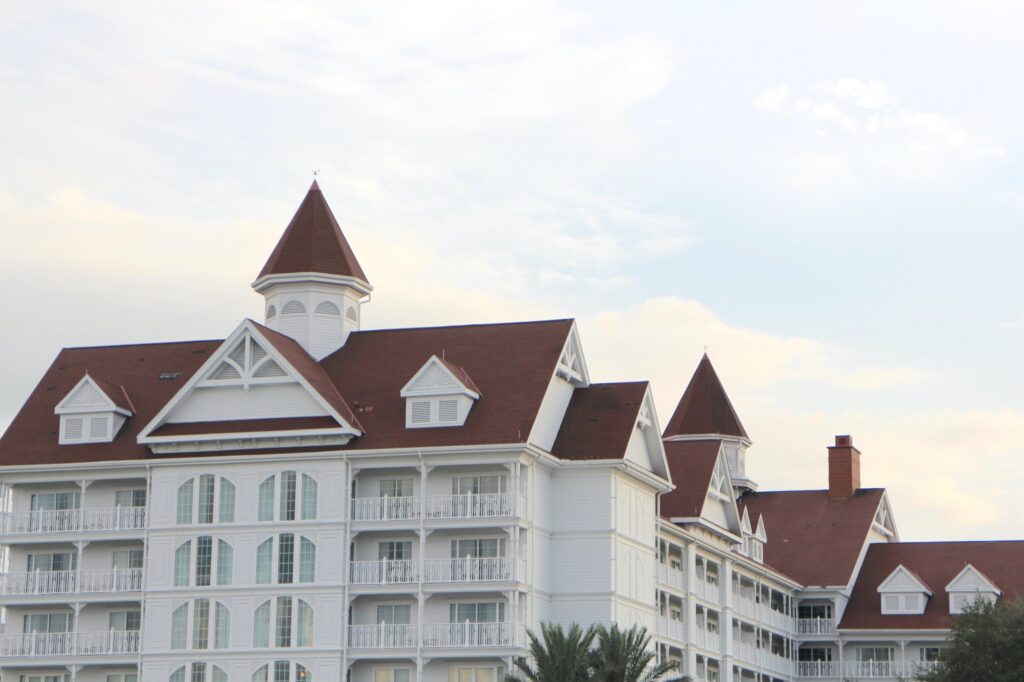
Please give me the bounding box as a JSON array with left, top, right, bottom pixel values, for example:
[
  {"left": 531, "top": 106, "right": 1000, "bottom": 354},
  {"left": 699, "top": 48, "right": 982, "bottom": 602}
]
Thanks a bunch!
[
  {"left": 796, "top": 660, "right": 839, "bottom": 678},
  {"left": 349, "top": 560, "right": 418, "bottom": 584},
  {"left": 421, "top": 622, "right": 525, "bottom": 648},
  {"left": 351, "top": 497, "right": 420, "bottom": 522},
  {"left": 0, "top": 632, "right": 75, "bottom": 657},
  {"left": 76, "top": 630, "right": 141, "bottom": 655},
  {"left": 423, "top": 557, "right": 514, "bottom": 583},
  {"left": 694, "top": 579, "right": 721, "bottom": 602},
  {"left": 82, "top": 507, "right": 146, "bottom": 531},
  {"left": 843, "top": 661, "right": 904, "bottom": 678},
  {"left": 732, "top": 593, "right": 759, "bottom": 618},
  {"left": 79, "top": 568, "right": 144, "bottom": 593},
  {"left": 761, "top": 607, "right": 792, "bottom": 631},
  {"left": 423, "top": 493, "right": 517, "bottom": 520},
  {"left": 797, "top": 618, "right": 836, "bottom": 636},
  {"left": 0, "top": 570, "right": 76, "bottom": 595},
  {"left": 0, "top": 508, "right": 146, "bottom": 535},
  {"left": 658, "top": 564, "right": 686, "bottom": 592},
  {"left": 656, "top": 616, "right": 686, "bottom": 642},
  {"left": 347, "top": 624, "right": 417, "bottom": 648}
]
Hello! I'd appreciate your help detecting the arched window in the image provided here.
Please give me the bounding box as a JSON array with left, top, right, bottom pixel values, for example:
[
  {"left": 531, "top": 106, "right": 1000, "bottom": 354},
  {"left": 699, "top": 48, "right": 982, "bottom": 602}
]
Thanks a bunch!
[
  {"left": 177, "top": 476, "right": 236, "bottom": 525},
  {"left": 346, "top": 306, "right": 358, "bottom": 322},
  {"left": 257, "top": 472, "right": 317, "bottom": 522},
  {"left": 282, "top": 301, "right": 306, "bottom": 315},
  {"left": 170, "top": 664, "right": 227, "bottom": 682},
  {"left": 256, "top": 533, "right": 316, "bottom": 584},
  {"left": 253, "top": 662, "right": 311, "bottom": 682},
  {"left": 253, "top": 598, "right": 314, "bottom": 648},
  {"left": 170, "top": 600, "right": 230, "bottom": 650},
  {"left": 314, "top": 301, "right": 340, "bottom": 315},
  {"left": 175, "top": 537, "right": 233, "bottom": 586},
  {"left": 266, "top": 305, "right": 277, "bottom": 319}
]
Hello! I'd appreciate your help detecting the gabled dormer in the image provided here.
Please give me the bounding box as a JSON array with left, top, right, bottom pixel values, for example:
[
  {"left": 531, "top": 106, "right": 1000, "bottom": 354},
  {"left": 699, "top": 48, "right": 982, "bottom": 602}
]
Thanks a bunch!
[
  {"left": 946, "top": 564, "right": 1001, "bottom": 614},
  {"left": 751, "top": 515, "right": 767, "bottom": 563},
  {"left": 400, "top": 355, "right": 481, "bottom": 428},
  {"left": 877, "top": 565, "right": 932, "bottom": 615},
  {"left": 55, "top": 375, "right": 133, "bottom": 445}
]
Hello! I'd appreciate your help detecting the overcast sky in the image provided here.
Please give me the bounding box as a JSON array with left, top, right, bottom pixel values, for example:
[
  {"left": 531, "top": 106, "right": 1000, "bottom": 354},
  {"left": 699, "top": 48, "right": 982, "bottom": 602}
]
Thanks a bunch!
[{"left": 2, "top": 1, "right": 1023, "bottom": 541}]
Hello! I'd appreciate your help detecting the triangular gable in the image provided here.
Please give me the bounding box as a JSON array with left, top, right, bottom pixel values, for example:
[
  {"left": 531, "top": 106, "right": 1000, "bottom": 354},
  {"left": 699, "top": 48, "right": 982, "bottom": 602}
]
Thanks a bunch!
[
  {"left": 698, "top": 445, "right": 742, "bottom": 536},
  {"left": 872, "top": 493, "right": 899, "bottom": 540},
  {"left": 878, "top": 565, "right": 933, "bottom": 595},
  {"left": 138, "top": 319, "right": 361, "bottom": 453},
  {"left": 740, "top": 507, "right": 753, "bottom": 535},
  {"left": 55, "top": 375, "right": 133, "bottom": 417},
  {"left": 946, "top": 564, "right": 1002, "bottom": 596},
  {"left": 621, "top": 385, "right": 670, "bottom": 479},
  {"left": 556, "top": 321, "right": 590, "bottom": 387},
  {"left": 754, "top": 515, "right": 767, "bottom": 542},
  {"left": 400, "top": 355, "right": 481, "bottom": 399}
]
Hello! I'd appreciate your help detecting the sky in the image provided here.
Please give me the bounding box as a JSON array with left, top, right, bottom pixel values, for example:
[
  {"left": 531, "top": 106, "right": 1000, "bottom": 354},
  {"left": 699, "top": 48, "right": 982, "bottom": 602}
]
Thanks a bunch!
[{"left": 1, "top": 1, "right": 1023, "bottom": 541}]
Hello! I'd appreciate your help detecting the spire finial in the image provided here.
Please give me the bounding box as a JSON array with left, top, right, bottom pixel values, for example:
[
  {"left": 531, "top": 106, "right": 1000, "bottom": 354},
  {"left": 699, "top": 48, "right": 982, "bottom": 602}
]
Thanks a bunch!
[{"left": 310, "top": 170, "right": 321, "bottom": 191}]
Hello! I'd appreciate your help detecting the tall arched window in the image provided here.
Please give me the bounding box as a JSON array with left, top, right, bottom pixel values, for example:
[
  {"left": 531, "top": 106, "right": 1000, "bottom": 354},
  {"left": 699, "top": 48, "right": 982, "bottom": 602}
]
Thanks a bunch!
[
  {"left": 252, "top": 662, "right": 311, "bottom": 682},
  {"left": 170, "top": 664, "right": 227, "bottom": 682},
  {"left": 170, "top": 600, "right": 230, "bottom": 650},
  {"left": 253, "top": 598, "right": 314, "bottom": 648},
  {"left": 177, "top": 476, "right": 236, "bottom": 525},
  {"left": 257, "top": 472, "right": 317, "bottom": 522},
  {"left": 175, "top": 537, "right": 233, "bottom": 586},
  {"left": 255, "top": 533, "right": 316, "bottom": 584}
]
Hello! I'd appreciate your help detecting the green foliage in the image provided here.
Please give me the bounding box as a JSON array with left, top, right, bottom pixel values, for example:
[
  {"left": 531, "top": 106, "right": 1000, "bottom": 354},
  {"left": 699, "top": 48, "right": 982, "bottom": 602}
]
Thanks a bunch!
[
  {"left": 505, "top": 622, "right": 688, "bottom": 682},
  {"left": 918, "top": 598, "right": 1024, "bottom": 682}
]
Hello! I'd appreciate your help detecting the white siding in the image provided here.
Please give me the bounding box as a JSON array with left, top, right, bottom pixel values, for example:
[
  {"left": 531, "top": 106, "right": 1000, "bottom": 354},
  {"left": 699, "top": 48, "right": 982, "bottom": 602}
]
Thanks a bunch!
[{"left": 527, "top": 374, "right": 575, "bottom": 452}]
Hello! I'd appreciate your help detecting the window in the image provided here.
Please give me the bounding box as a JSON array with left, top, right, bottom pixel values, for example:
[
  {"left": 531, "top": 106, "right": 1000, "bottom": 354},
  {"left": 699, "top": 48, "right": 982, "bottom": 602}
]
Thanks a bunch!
[
  {"left": 449, "top": 602, "right": 504, "bottom": 624},
  {"left": 112, "top": 549, "right": 144, "bottom": 569},
  {"left": 451, "top": 538, "right": 504, "bottom": 558},
  {"left": 177, "top": 477, "right": 235, "bottom": 525},
  {"left": 378, "top": 541, "right": 412, "bottom": 561},
  {"left": 175, "top": 541, "right": 192, "bottom": 586},
  {"left": 218, "top": 540, "right": 233, "bottom": 585},
  {"left": 27, "top": 552, "right": 77, "bottom": 572},
  {"left": 447, "top": 667, "right": 499, "bottom": 682},
  {"left": 314, "top": 301, "right": 339, "bottom": 315},
  {"left": 109, "top": 611, "right": 141, "bottom": 631},
  {"left": 115, "top": 489, "right": 147, "bottom": 508},
  {"left": 798, "top": 604, "right": 833, "bottom": 620},
  {"left": 254, "top": 598, "right": 314, "bottom": 648},
  {"left": 252, "top": 662, "right": 311, "bottom": 682},
  {"left": 921, "top": 647, "right": 941, "bottom": 662},
  {"left": 379, "top": 479, "right": 414, "bottom": 498},
  {"left": 798, "top": 647, "right": 833, "bottom": 662},
  {"left": 107, "top": 675, "right": 138, "bottom": 682},
  {"left": 31, "top": 492, "right": 80, "bottom": 512},
  {"left": 170, "top": 665, "right": 226, "bottom": 682},
  {"left": 259, "top": 472, "right": 318, "bottom": 521},
  {"left": 452, "top": 475, "right": 506, "bottom": 495},
  {"left": 24, "top": 612, "right": 73, "bottom": 633},
  {"left": 881, "top": 592, "right": 928, "bottom": 615},
  {"left": 175, "top": 537, "right": 233, "bottom": 586},
  {"left": 196, "top": 536, "right": 213, "bottom": 586},
  {"left": 171, "top": 600, "right": 230, "bottom": 650},
  {"left": 376, "top": 604, "right": 412, "bottom": 625},
  {"left": 376, "top": 670, "right": 411, "bottom": 682},
  {"left": 858, "top": 647, "right": 894, "bottom": 662},
  {"left": 256, "top": 534, "right": 316, "bottom": 584}
]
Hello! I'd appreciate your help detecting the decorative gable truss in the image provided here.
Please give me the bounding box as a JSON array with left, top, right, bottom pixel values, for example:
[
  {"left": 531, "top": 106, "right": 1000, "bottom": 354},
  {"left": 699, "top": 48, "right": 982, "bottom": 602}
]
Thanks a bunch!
[
  {"left": 400, "top": 355, "right": 481, "bottom": 428},
  {"left": 872, "top": 494, "right": 899, "bottom": 540},
  {"left": 946, "top": 564, "right": 1001, "bottom": 614},
  {"left": 694, "top": 446, "right": 742, "bottom": 539},
  {"left": 138, "top": 320, "right": 361, "bottom": 453},
  {"left": 877, "top": 565, "right": 933, "bottom": 615},
  {"left": 54, "top": 375, "right": 134, "bottom": 445},
  {"left": 555, "top": 322, "right": 590, "bottom": 387}
]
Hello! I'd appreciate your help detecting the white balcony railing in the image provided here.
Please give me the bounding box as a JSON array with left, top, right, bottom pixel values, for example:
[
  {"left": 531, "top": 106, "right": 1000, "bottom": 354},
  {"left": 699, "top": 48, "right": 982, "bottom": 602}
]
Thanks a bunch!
[
  {"left": 0, "top": 631, "right": 140, "bottom": 657},
  {"left": 797, "top": 660, "right": 839, "bottom": 678},
  {"left": 350, "top": 493, "right": 526, "bottom": 522},
  {"left": 349, "top": 560, "right": 418, "bottom": 585},
  {"left": 347, "top": 624, "right": 418, "bottom": 648},
  {"left": 421, "top": 622, "right": 526, "bottom": 648},
  {"left": 732, "top": 592, "right": 759, "bottom": 618},
  {"left": 0, "top": 508, "right": 146, "bottom": 535},
  {"left": 762, "top": 607, "right": 792, "bottom": 631},
  {"left": 658, "top": 564, "right": 686, "bottom": 592},
  {"left": 693, "top": 627, "right": 721, "bottom": 653},
  {"left": 0, "top": 568, "right": 143, "bottom": 596},
  {"left": 423, "top": 557, "right": 516, "bottom": 583},
  {"left": 694, "top": 579, "right": 720, "bottom": 602},
  {"left": 797, "top": 618, "right": 836, "bottom": 636},
  {"left": 656, "top": 616, "right": 686, "bottom": 642},
  {"left": 842, "top": 661, "right": 903, "bottom": 678}
]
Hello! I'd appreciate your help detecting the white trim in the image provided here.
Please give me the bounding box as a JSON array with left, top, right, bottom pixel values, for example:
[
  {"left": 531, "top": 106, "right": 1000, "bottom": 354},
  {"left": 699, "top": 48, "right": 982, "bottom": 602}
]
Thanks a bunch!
[
  {"left": 54, "top": 375, "right": 132, "bottom": 417},
  {"left": 251, "top": 272, "right": 372, "bottom": 295},
  {"left": 400, "top": 355, "right": 480, "bottom": 400},
  {"left": 945, "top": 564, "right": 1002, "bottom": 596}
]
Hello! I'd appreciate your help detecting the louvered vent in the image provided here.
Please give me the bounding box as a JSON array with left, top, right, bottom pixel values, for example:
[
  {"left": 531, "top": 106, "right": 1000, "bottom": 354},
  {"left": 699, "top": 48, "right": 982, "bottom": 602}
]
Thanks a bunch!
[
  {"left": 254, "top": 359, "right": 287, "bottom": 378},
  {"left": 64, "top": 417, "right": 83, "bottom": 440},
  {"left": 251, "top": 343, "right": 268, "bottom": 366},
  {"left": 282, "top": 301, "right": 306, "bottom": 314},
  {"left": 210, "top": 362, "right": 242, "bottom": 380},
  {"left": 438, "top": 399, "right": 458, "bottom": 422},
  {"left": 228, "top": 341, "right": 246, "bottom": 366},
  {"left": 411, "top": 401, "right": 432, "bottom": 424},
  {"left": 315, "top": 301, "right": 340, "bottom": 315},
  {"left": 89, "top": 416, "right": 108, "bottom": 439},
  {"left": 884, "top": 595, "right": 900, "bottom": 611},
  {"left": 346, "top": 307, "right": 358, "bottom": 322},
  {"left": 266, "top": 305, "right": 277, "bottom": 319}
]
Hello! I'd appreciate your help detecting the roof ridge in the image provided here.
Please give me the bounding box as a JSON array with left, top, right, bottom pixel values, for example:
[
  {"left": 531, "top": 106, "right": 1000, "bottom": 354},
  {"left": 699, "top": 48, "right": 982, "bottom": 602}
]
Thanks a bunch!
[
  {"left": 62, "top": 339, "right": 222, "bottom": 351},
  {"left": 349, "top": 318, "right": 575, "bottom": 335}
]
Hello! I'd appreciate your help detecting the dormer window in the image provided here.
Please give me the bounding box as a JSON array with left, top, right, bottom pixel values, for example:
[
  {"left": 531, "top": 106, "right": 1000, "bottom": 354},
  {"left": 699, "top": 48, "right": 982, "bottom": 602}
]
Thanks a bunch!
[
  {"left": 877, "top": 565, "right": 932, "bottom": 615},
  {"left": 401, "top": 355, "right": 481, "bottom": 429},
  {"left": 55, "top": 375, "right": 133, "bottom": 445},
  {"left": 946, "top": 564, "right": 1001, "bottom": 614}
]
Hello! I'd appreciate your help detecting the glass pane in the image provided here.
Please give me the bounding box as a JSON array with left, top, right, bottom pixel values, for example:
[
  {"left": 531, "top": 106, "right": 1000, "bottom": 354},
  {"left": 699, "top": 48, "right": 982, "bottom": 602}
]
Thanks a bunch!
[
  {"left": 192, "top": 598, "right": 210, "bottom": 649},
  {"left": 217, "top": 540, "right": 233, "bottom": 585},
  {"left": 171, "top": 604, "right": 188, "bottom": 649},
  {"left": 394, "top": 671, "right": 410, "bottom": 682},
  {"left": 191, "top": 663, "right": 206, "bottom": 682},
  {"left": 394, "top": 604, "right": 412, "bottom": 625},
  {"left": 278, "top": 533, "right": 295, "bottom": 584},
  {"left": 296, "top": 665, "right": 310, "bottom": 682},
  {"left": 280, "top": 471, "right": 297, "bottom": 521},
  {"left": 276, "top": 596, "right": 293, "bottom": 647},
  {"left": 176, "top": 480, "right": 194, "bottom": 525},
  {"left": 212, "top": 669, "right": 227, "bottom": 682},
  {"left": 258, "top": 477, "right": 275, "bottom": 521},
  {"left": 196, "top": 536, "right": 213, "bottom": 586},
  {"left": 300, "top": 537, "right": 316, "bottom": 583},
  {"left": 198, "top": 475, "right": 215, "bottom": 524},
  {"left": 253, "top": 602, "right": 270, "bottom": 647},
  {"left": 171, "top": 668, "right": 187, "bottom": 682},
  {"left": 256, "top": 539, "right": 273, "bottom": 584},
  {"left": 219, "top": 479, "right": 236, "bottom": 523},
  {"left": 298, "top": 599, "right": 314, "bottom": 646},
  {"left": 274, "top": 660, "right": 290, "bottom": 682},
  {"left": 301, "top": 475, "right": 317, "bottom": 520},
  {"left": 215, "top": 603, "right": 230, "bottom": 649},
  {"left": 252, "top": 667, "right": 268, "bottom": 682},
  {"left": 174, "top": 542, "right": 191, "bottom": 586}
]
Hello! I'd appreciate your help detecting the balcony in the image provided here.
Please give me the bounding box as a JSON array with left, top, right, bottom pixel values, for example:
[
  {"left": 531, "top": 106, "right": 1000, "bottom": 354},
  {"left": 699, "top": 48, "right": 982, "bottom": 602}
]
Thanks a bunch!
[
  {"left": 656, "top": 616, "right": 686, "bottom": 642},
  {"left": 693, "top": 627, "right": 721, "bottom": 653},
  {"left": 694, "top": 579, "right": 721, "bottom": 602},
  {"left": 351, "top": 493, "right": 527, "bottom": 523},
  {"left": 827, "top": 661, "right": 938, "bottom": 678},
  {"left": 350, "top": 560, "right": 418, "bottom": 585},
  {"left": 733, "top": 641, "right": 793, "bottom": 676},
  {"left": 0, "top": 630, "right": 141, "bottom": 657},
  {"left": 347, "top": 624, "right": 418, "bottom": 649},
  {"left": 657, "top": 564, "right": 686, "bottom": 592},
  {"left": 730, "top": 592, "right": 792, "bottom": 631},
  {"left": 0, "top": 568, "right": 144, "bottom": 597},
  {"left": 423, "top": 557, "right": 519, "bottom": 583},
  {"left": 797, "top": 661, "right": 839, "bottom": 678},
  {"left": 0, "top": 508, "right": 146, "bottom": 536},
  {"left": 797, "top": 618, "right": 836, "bottom": 636}
]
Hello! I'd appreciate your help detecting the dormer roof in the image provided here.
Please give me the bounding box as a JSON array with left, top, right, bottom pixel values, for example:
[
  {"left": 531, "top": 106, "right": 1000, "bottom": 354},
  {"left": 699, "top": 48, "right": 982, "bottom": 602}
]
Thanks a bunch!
[
  {"left": 877, "top": 564, "right": 934, "bottom": 596},
  {"left": 55, "top": 374, "right": 134, "bottom": 417},
  {"left": 256, "top": 180, "right": 369, "bottom": 285},
  {"left": 401, "top": 355, "right": 482, "bottom": 399},
  {"left": 946, "top": 563, "right": 1002, "bottom": 595},
  {"left": 664, "top": 354, "right": 748, "bottom": 440}
]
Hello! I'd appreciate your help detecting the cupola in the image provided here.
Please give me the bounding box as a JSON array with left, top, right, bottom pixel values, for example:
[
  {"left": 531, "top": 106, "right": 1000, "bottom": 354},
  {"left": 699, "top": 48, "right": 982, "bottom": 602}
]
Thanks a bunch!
[{"left": 253, "top": 181, "right": 372, "bottom": 360}]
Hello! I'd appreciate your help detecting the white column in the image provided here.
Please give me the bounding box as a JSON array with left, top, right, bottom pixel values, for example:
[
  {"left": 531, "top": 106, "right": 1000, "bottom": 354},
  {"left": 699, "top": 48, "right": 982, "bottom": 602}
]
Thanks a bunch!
[{"left": 686, "top": 543, "right": 698, "bottom": 678}]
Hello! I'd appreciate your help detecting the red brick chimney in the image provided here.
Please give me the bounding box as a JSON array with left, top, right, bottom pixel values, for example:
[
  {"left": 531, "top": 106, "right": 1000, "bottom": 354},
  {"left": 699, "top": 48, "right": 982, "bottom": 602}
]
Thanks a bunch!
[{"left": 828, "top": 434, "right": 861, "bottom": 499}]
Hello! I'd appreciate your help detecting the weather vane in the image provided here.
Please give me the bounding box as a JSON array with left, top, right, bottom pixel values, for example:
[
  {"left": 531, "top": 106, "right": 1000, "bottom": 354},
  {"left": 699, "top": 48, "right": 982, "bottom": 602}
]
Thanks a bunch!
[{"left": 312, "top": 169, "right": 320, "bottom": 177}]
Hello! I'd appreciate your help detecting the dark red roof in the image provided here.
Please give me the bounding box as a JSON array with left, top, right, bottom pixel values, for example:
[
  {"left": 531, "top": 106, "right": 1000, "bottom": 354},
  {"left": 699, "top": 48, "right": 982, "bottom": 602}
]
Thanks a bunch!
[
  {"left": 438, "top": 357, "right": 483, "bottom": 397},
  {"left": 840, "top": 541, "right": 1024, "bottom": 630},
  {"left": 551, "top": 382, "right": 648, "bottom": 460},
  {"left": 257, "top": 181, "right": 369, "bottom": 283},
  {"left": 739, "top": 488, "right": 885, "bottom": 588},
  {"left": 89, "top": 376, "right": 136, "bottom": 413},
  {"left": 0, "top": 320, "right": 574, "bottom": 465},
  {"left": 663, "top": 354, "right": 748, "bottom": 439},
  {"left": 661, "top": 440, "right": 722, "bottom": 518}
]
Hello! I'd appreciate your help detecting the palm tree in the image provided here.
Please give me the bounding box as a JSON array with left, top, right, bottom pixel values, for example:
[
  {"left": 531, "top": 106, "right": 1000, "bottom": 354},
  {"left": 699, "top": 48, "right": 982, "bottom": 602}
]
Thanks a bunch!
[
  {"left": 589, "top": 624, "right": 688, "bottom": 682},
  {"left": 505, "top": 622, "right": 597, "bottom": 682}
]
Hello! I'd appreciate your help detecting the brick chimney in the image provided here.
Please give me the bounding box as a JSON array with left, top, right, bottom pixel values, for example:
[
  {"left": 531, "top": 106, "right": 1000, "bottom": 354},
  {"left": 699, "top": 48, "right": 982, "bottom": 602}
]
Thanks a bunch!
[{"left": 828, "top": 434, "right": 861, "bottom": 499}]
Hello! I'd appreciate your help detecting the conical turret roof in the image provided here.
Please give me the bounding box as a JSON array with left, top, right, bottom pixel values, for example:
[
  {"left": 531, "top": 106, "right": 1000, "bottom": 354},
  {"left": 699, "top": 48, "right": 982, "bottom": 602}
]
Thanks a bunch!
[{"left": 663, "top": 354, "right": 748, "bottom": 439}]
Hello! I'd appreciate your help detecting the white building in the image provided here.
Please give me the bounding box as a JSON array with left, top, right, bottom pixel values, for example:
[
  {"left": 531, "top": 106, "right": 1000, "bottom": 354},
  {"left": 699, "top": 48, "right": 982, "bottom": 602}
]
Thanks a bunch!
[{"left": 0, "top": 182, "right": 1021, "bottom": 682}]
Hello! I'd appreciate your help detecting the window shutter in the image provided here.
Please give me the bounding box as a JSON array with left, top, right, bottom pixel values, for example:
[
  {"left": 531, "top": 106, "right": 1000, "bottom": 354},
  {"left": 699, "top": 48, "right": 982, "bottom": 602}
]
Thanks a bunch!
[
  {"left": 89, "top": 416, "right": 108, "bottom": 439},
  {"left": 64, "top": 417, "right": 83, "bottom": 440},
  {"left": 883, "top": 595, "right": 900, "bottom": 612},
  {"left": 438, "top": 399, "right": 458, "bottom": 422},
  {"left": 411, "top": 401, "right": 431, "bottom": 424}
]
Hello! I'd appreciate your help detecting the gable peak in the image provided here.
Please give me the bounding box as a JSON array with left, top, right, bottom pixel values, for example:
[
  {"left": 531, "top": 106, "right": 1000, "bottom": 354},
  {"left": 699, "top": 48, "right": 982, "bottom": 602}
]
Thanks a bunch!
[{"left": 663, "top": 353, "right": 748, "bottom": 440}]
